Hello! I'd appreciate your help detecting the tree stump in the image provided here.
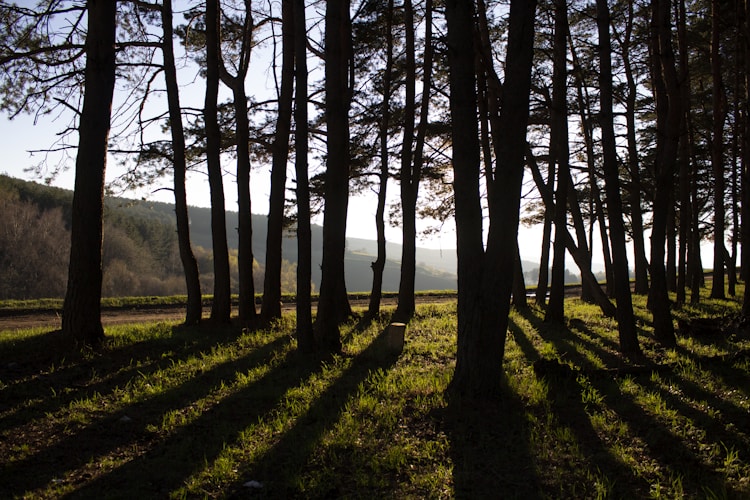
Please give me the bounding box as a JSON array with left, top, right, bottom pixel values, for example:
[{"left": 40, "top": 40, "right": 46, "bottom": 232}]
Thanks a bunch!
[{"left": 384, "top": 322, "right": 406, "bottom": 354}]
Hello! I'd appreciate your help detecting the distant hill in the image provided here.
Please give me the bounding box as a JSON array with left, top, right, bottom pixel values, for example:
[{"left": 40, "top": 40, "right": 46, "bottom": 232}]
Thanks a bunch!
[{"left": 0, "top": 175, "right": 458, "bottom": 293}]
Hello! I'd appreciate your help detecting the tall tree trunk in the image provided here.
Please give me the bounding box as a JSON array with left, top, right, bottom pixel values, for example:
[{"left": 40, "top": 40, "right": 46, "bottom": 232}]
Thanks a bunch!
[
  {"left": 742, "top": 0, "right": 750, "bottom": 290},
  {"left": 394, "top": 0, "right": 417, "bottom": 322},
  {"left": 217, "top": 2, "right": 256, "bottom": 328},
  {"left": 676, "top": 0, "right": 691, "bottom": 305},
  {"left": 294, "top": 0, "right": 314, "bottom": 351},
  {"left": 367, "top": 0, "right": 394, "bottom": 321},
  {"left": 314, "top": 0, "right": 352, "bottom": 353},
  {"left": 162, "top": 0, "right": 202, "bottom": 326},
  {"left": 448, "top": 0, "right": 537, "bottom": 399},
  {"left": 61, "top": 0, "right": 116, "bottom": 347},
  {"left": 598, "top": 0, "right": 640, "bottom": 357},
  {"left": 262, "top": 0, "right": 295, "bottom": 324},
  {"left": 649, "top": 0, "right": 679, "bottom": 347},
  {"left": 710, "top": 0, "right": 726, "bottom": 299},
  {"left": 205, "top": 0, "right": 232, "bottom": 324},
  {"left": 622, "top": 0, "right": 650, "bottom": 295},
  {"left": 536, "top": 195, "right": 553, "bottom": 307},
  {"left": 545, "top": 0, "right": 570, "bottom": 324}
]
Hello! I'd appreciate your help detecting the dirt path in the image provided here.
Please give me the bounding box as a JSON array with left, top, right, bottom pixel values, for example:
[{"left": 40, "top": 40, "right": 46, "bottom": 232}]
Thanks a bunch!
[{"left": 0, "top": 295, "right": 462, "bottom": 332}]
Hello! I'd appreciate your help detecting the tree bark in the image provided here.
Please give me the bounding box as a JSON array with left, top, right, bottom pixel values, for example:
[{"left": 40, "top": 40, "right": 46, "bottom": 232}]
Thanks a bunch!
[
  {"left": 649, "top": 0, "right": 679, "bottom": 347},
  {"left": 622, "top": 0, "right": 650, "bottom": 295},
  {"left": 710, "top": 0, "right": 726, "bottom": 299},
  {"left": 205, "top": 0, "right": 232, "bottom": 324},
  {"left": 545, "top": 0, "right": 570, "bottom": 324},
  {"left": 162, "top": 0, "right": 202, "bottom": 326},
  {"left": 261, "top": 0, "right": 295, "bottom": 325},
  {"left": 448, "top": 0, "right": 537, "bottom": 399},
  {"left": 61, "top": 0, "right": 116, "bottom": 347},
  {"left": 314, "top": 0, "right": 352, "bottom": 353},
  {"left": 366, "top": 0, "right": 394, "bottom": 321},
  {"left": 294, "top": 0, "right": 314, "bottom": 352}
]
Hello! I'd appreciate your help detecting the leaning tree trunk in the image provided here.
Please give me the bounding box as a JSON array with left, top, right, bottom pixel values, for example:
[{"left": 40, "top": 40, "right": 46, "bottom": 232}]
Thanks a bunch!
[
  {"left": 162, "top": 0, "right": 202, "bottom": 326},
  {"left": 261, "top": 0, "right": 295, "bottom": 325},
  {"left": 205, "top": 0, "right": 232, "bottom": 324},
  {"left": 61, "top": 0, "right": 116, "bottom": 347}
]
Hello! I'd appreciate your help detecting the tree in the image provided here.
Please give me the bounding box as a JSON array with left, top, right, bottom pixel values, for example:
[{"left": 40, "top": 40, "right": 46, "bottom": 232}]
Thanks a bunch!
[
  {"left": 395, "top": 0, "right": 434, "bottom": 322},
  {"left": 596, "top": 0, "right": 640, "bottom": 357},
  {"left": 217, "top": 0, "right": 257, "bottom": 327},
  {"left": 59, "top": 0, "right": 117, "bottom": 347},
  {"left": 261, "top": 0, "right": 295, "bottom": 325},
  {"left": 162, "top": 0, "right": 202, "bottom": 326},
  {"left": 648, "top": 0, "right": 679, "bottom": 348},
  {"left": 366, "top": 0, "right": 395, "bottom": 321},
  {"left": 447, "top": 0, "right": 538, "bottom": 399},
  {"left": 205, "top": 0, "right": 232, "bottom": 324},
  {"left": 544, "top": 0, "right": 570, "bottom": 324},
  {"left": 294, "top": 0, "right": 314, "bottom": 351},
  {"left": 709, "top": 0, "right": 726, "bottom": 299},
  {"left": 314, "top": 0, "right": 353, "bottom": 353}
]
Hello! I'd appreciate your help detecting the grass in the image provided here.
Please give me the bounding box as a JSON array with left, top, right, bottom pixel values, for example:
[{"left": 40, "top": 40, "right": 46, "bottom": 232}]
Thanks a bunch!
[{"left": 1, "top": 288, "right": 749, "bottom": 498}]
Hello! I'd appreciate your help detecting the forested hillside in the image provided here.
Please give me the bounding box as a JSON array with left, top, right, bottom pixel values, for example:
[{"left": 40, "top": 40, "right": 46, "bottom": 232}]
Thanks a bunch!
[{"left": 0, "top": 175, "right": 460, "bottom": 299}]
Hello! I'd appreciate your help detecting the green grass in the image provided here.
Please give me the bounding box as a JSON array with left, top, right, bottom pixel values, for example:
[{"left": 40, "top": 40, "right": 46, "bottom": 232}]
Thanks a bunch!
[{"left": 1, "top": 288, "right": 749, "bottom": 498}]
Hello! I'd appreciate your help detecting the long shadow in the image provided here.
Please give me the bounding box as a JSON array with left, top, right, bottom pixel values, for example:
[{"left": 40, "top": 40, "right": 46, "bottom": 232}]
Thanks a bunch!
[
  {"left": 0, "top": 323, "right": 241, "bottom": 430},
  {"left": 507, "top": 316, "right": 541, "bottom": 363},
  {"left": 649, "top": 373, "right": 750, "bottom": 469},
  {"left": 445, "top": 382, "right": 540, "bottom": 499},
  {"left": 597, "top": 376, "right": 729, "bottom": 497},
  {"left": 518, "top": 308, "right": 623, "bottom": 370},
  {"left": 1, "top": 331, "right": 292, "bottom": 498},
  {"left": 540, "top": 371, "right": 650, "bottom": 497},
  {"left": 222, "top": 330, "right": 402, "bottom": 498},
  {"left": 71, "top": 345, "right": 326, "bottom": 498}
]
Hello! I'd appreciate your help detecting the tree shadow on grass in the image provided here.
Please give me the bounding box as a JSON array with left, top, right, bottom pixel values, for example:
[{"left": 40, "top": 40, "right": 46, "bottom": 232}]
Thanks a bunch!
[
  {"left": 444, "top": 382, "right": 540, "bottom": 499},
  {"left": 0, "top": 327, "right": 294, "bottom": 498},
  {"left": 224, "top": 329, "right": 402, "bottom": 498},
  {"left": 0, "top": 322, "right": 243, "bottom": 431},
  {"left": 539, "top": 370, "right": 650, "bottom": 497},
  {"left": 601, "top": 376, "right": 732, "bottom": 497}
]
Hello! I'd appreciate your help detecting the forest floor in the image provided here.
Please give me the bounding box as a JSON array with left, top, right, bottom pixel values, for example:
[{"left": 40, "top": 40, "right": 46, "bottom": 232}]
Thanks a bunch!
[{"left": 1, "top": 287, "right": 749, "bottom": 498}]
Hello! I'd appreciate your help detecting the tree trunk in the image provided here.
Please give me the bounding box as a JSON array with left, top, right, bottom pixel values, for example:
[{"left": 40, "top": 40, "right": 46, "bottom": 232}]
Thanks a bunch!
[
  {"left": 261, "top": 0, "right": 295, "bottom": 325},
  {"left": 676, "top": 0, "right": 690, "bottom": 305},
  {"left": 205, "top": 0, "right": 231, "bottom": 324},
  {"left": 61, "top": 0, "right": 116, "bottom": 347},
  {"left": 710, "top": 0, "right": 726, "bottom": 300},
  {"left": 162, "top": 0, "right": 202, "bottom": 326},
  {"left": 597, "top": 0, "right": 640, "bottom": 357},
  {"left": 622, "top": 0, "right": 650, "bottom": 295},
  {"left": 314, "top": 0, "right": 352, "bottom": 353},
  {"left": 366, "top": 0, "right": 394, "bottom": 321},
  {"left": 536, "top": 201, "right": 552, "bottom": 307},
  {"left": 545, "top": 0, "right": 569, "bottom": 325},
  {"left": 649, "top": 0, "right": 680, "bottom": 347},
  {"left": 396, "top": 0, "right": 433, "bottom": 323},
  {"left": 527, "top": 146, "right": 617, "bottom": 318},
  {"left": 294, "top": 0, "right": 314, "bottom": 352},
  {"left": 448, "top": 0, "right": 537, "bottom": 399}
]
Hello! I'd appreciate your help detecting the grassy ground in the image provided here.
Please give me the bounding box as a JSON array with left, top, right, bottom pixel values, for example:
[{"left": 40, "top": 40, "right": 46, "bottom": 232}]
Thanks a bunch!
[{"left": 1, "top": 288, "right": 749, "bottom": 499}]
